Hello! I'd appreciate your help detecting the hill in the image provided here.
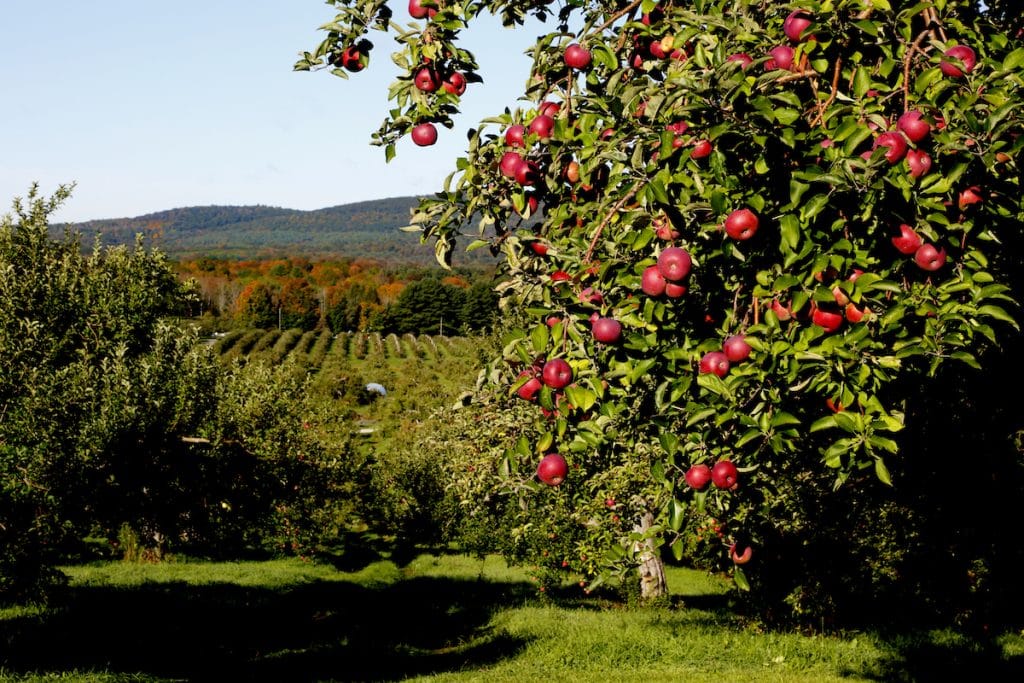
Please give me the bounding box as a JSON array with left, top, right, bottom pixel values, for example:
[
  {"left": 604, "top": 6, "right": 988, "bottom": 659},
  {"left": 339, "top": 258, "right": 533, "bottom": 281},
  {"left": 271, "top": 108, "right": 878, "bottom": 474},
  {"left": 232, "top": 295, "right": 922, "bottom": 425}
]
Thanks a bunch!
[{"left": 56, "top": 196, "right": 500, "bottom": 265}]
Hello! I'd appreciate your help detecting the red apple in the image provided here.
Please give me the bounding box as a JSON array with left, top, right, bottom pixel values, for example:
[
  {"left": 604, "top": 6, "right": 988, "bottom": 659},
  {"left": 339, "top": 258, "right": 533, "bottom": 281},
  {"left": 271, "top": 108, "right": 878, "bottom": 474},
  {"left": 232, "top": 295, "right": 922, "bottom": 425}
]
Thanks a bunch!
[
  {"left": 898, "top": 110, "right": 931, "bottom": 143},
  {"left": 729, "top": 543, "right": 753, "bottom": 564},
  {"left": 564, "top": 43, "right": 592, "bottom": 70},
  {"left": 592, "top": 317, "right": 622, "bottom": 343},
  {"left": 726, "top": 52, "right": 753, "bottom": 70},
  {"left": 516, "top": 372, "right": 542, "bottom": 401},
  {"left": 579, "top": 287, "right": 603, "bottom": 305},
  {"left": 664, "top": 281, "right": 688, "bottom": 298},
  {"left": 722, "top": 334, "right": 752, "bottom": 363},
  {"left": 690, "top": 139, "right": 713, "bottom": 159},
  {"left": 940, "top": 44, "right": 977, "bottom": 78},
  {"left": 550, "top": 270, "right": 571, "bottom": 283},
  {"left": 499, "top": 151, "right": 524, "bottom": 178},
  {"left": 845, "top": 303, "right": 866, "bottom": 323},
  {"left": 724, "top": 208, "right": 759, "bottom": 240},
  {"left": 542, "top": 358, "right": 573, "bottom": 389},
  {"left": 537, "top": 453, "right": 568, "bottom": 486},
  {"left": 538, "top": 101, "right": 561, "bottom": 118},
  {"left": 766, "top": 45, "right": 795, "bottom": 71},
  {"left": 529, "top": 114, "right": 555, "bottom": 140},
  {"left": 892, "top": 224, "right": 923, "bottom": 254},
  {"left": 958, "top": 186, "right": 983, "bottom": 210},
  {"left": 505, "top": 124, "right": 526, "bottom": 148},
  {"left": 685, "top": 464, "right": 712, "bottom": 490},
  {"left": 699, "top": 351, "right": 730, "bottom": 378},
  {"left": 411, "top": 122, "right": 438, "bottom": 146},
  {"left": 812, "top": 305, "right": 844, "bottom": 333},
  {"left": 906, "top": 149, "right": 932, "bottom": 179},
  {"left": 414, "top": 67, "right": 439, "bottom": 92},
  {"left": 783, "top": 10, "right": 813, "bottom": 43},
  {"left": 530, "top": 242, "right": 548, "bottom": 256},
  {"left": 408, "top": 0, "right": 438, "bottom": 19},
  {"left": 515, "top": 160, "right": 541, "bottom": 186},
  {"left": 914, "top": 243, "right": 947, "bottom": 271},
  {"left": 657, "top": 246, "right": 692, "bottom": 281},
  {"left": 832, "top": 285, "right": 850, "bottom": 307},
  {"left": 641, "top": 265, "right": 667, "bottom": 296},
  {"left": 711, "top": 460, "right": 739, "bottom": 489},
  {"left": 442, "top": 71, "right": 467, "bottom": 95},
  {"left": 874, "top": 131, "right": 908, "bottom": 163},
  {"left": 338, "top": 47, "right": 366, "bottom": 72},
  {"left": 770, "top": 299, "right": 793, "bottom": 321}
]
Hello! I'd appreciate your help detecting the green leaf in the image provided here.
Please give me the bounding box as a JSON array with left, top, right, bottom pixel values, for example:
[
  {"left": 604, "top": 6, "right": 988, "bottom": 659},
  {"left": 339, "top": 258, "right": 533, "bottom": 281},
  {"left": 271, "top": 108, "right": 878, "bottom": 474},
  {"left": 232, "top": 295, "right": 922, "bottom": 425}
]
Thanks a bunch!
[
  {"left": 733, "top": 566, "right": 751, "bottom": 591},
  {"left": 977, "top": 305, "right": 1020, "bottom": 329},
  {"left": 531, "top": 324, "right": 549, "bottom": 355},
  {"left": 874, "top": 458, "right": 893, "bottom": 486},
  {"left": 668, "top": 499, "right": 685, "bottom": 532},
  {"left": 780, "top": 214, "right": 800, "bottom": 250},
  {"left": 671, "top": 538, "right": 684, "bottom": 561},
  {"left": 1003, "top": 48, "right": 1024, "bottom": 71},
  {"left": 810, "top": 415, "right": 837, "bottom": 432}
]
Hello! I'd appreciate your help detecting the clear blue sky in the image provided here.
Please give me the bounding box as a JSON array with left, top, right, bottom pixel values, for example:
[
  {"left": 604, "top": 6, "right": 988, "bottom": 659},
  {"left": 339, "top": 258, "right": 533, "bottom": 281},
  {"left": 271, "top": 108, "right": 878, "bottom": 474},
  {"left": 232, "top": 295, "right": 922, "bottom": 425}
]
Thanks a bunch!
[{"left": 0, "top": 2, "right": 542, "bottom": 223}]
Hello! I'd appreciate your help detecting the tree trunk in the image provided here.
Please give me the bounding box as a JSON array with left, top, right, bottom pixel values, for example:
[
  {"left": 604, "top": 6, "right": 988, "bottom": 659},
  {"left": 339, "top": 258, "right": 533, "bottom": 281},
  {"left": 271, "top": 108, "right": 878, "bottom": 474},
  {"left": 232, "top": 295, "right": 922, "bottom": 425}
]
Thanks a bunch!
[{"left": 635, "top": 511, "right": 668, "bottom": 601}]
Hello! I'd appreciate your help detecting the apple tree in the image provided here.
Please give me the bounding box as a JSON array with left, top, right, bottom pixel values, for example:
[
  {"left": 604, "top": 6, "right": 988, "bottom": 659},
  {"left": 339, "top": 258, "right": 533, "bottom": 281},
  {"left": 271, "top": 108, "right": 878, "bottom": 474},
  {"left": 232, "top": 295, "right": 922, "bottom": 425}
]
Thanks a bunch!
[{"left": 302, "top": 0, "right": 1024, "bottom": 615}]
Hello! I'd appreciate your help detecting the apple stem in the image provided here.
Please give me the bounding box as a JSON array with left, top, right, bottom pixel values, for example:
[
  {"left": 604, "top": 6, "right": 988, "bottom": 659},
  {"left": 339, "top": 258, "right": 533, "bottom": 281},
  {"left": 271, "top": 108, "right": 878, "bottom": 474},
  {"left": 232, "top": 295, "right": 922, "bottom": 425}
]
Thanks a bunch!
[{"left": 584, "top": 182, "right": 639, "bottom": 263}]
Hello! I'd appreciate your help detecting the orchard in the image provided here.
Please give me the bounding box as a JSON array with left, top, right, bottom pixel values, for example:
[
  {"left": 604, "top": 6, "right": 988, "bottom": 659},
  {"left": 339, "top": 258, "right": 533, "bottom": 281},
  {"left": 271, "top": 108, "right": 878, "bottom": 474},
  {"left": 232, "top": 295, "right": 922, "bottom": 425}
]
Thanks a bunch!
[{"left": 300, "top": 1, "right": 1024, "bottom": 622}]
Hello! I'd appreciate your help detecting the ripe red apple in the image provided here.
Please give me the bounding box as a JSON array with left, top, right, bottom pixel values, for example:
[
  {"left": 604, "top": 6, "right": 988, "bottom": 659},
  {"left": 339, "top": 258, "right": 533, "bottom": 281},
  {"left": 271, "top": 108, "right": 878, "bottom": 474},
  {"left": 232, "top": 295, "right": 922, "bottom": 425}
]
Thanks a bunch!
[
  {"left": 537, "top": 453, "right": 568, "bottom": 486},
  {"left": 647, "top": 38, "right": 666, "bottom": 60},
  {"left": 685, "top": 464, "right": 712, "bottom": 490},
  {"left": 873, "top": 131, "right": 908, "bottom": 163},
  {"left": 832, "top": 285, "right": 850, "bottom": 307},
  {"left": 592, "top": 317, "right": 622, "bottom": 343},
  {"left": 766, "top": 45, "right": 795, "bottom": 71},
  {"left": 515, "top": 193, "right": 539, "bottom": 217},
  {"left": 579, "top": 287, "right": 603, "bottom": 306},
  {"left": 530, "top": 242, "right": 548, "bottom": 256},
  {"left": 906, "top": 149, "right": 932, "bottom": 179},
  {"left": 564, "top": 43, "right": 592, "bottom": 70},
  {"left": 542, "top": 358, "right": 573, "bottom": 389},
  {"left": 699, "top": 351, "right": 730, "bottom": 378},
  {"left": 563, "top": 160, "right": 581, "bottom": 184},
  {"left": 529, "top": 114, "right": 555, "bottom": 140},
  {"left": 940, "top": 44, "right": 977, "bottom": 78},
  {"left": 812, "top": 305, "right": 844, "bottom": 333},
  {"left": 771, "top": 299, "right": 793, "bottom": 321},
  {"left": 914, "top": 243, "right": 947, "bottom": 271},
  {"left": 550, "top": 270, "right": 571, "bottom": 283},
  {"left": 723, "top": 334, "right": 752, "bottom": 363},
  {"left": 783, "top": 10, "right": 813, "bottom": 43},
  {"left": 690, "top": 139, "right": 713, "bottom": 159},
  {"left": 665, "top": 281, "right": 688, "bottom": 298},
  {"left": 516, "top": 373, "right": 542, "bottom": 401},
  {"left": 724, "top": 208, "right": 759, "bottom": 240},
  {"left": 538, "top": 101, "right": 561, "bottom": 118},
  {"left": 898, "top": 110, "right": 931, "bottom": 143},
  {"left": 657, "top": 246, "right": 692, "bottom": 281},
  {"left": 442, "top": 71, "right": 467, "bottom": 95},
  {"left": 958, "top": 186, "right": 983, "bottom": 210},
  {"left": 500, "top": 151, "right": 524, "bottom": 178},
  {"left": 654, "top": 219, "right": 680, "bottom": 240},
  {"left": 338, "top": 47, "right": 366, "bottom": 72},
  {"left": 729, "top": 543, "right": 753, "bottom": 564},
  {"left": 505, "top": 125, "right": 526, "bottom": 148},
  {"left": 414, "top": 67, "right": 439, "bottom": 92},
  {"left": 892, "top": 224, "right": 923, "bottom": 255},
  {"left": 411, "top": 122, "right": 438, "bottom": 146},
  {"left": 711, "top": 460, "right": 739, "bottom": 489},
  {"left": 408, "top": 0, "right": 438, "bottom": 19},
  {"left": 515, "top": 160, "right": 541, "bottom": 186},
  {"left": 641, "top": 265, "right": 667, "bottom": 296},
  {"left": 726, "top": 52, "right": 753, "bottom": 70},
  {"left": 845, "top": 303, "right": 866, "bottom": 323}
]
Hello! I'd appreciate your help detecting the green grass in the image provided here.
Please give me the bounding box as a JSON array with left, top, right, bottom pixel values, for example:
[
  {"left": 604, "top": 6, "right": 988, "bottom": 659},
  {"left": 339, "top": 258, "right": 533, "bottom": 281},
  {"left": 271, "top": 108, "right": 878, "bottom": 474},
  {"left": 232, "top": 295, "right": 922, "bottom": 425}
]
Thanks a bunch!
[{"left": 2, "top": 554, "right": 1022, "bottom": 682}]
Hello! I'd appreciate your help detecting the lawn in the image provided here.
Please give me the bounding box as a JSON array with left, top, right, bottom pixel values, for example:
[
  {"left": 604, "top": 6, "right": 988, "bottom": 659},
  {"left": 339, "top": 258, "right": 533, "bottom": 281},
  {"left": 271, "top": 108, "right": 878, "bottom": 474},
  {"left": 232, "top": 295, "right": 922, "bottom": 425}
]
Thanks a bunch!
[{"left": 1, "top": 553, "right": 1022, "bottom": 682}]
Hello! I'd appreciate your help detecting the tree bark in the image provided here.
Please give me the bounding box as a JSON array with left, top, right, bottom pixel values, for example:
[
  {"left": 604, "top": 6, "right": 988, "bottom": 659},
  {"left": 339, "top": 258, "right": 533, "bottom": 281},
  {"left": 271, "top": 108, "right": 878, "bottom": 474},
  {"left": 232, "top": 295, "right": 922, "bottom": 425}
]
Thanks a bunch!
[{"left": 635, "top": 511, "right": 668, "bottom": 601}]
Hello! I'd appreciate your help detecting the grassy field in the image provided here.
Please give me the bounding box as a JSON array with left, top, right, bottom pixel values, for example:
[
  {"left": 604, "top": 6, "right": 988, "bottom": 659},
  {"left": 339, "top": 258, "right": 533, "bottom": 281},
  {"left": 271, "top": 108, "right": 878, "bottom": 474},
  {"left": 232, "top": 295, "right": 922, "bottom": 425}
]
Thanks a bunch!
[{"left": 2, "top": 553, "right": 1022, "bottom": 682}]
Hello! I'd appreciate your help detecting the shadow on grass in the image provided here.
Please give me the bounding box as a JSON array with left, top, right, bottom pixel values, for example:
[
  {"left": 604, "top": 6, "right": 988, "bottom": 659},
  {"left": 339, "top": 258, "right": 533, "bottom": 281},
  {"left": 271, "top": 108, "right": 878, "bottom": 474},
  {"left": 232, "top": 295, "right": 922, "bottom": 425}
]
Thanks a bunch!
[
  {"left": 0, "top": 573, "right": 535, "bottom": 681},
  {"left": 849, "top": 629, "right": 1024, "bottom": 683}
]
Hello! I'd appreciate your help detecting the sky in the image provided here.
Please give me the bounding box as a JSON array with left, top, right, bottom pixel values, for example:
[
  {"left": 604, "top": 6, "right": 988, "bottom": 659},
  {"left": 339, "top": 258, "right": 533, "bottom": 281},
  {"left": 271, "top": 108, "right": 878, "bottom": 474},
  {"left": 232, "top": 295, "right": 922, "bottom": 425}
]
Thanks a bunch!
[{"left": 0, "top": 2, "right": 545, "bottom": 223}]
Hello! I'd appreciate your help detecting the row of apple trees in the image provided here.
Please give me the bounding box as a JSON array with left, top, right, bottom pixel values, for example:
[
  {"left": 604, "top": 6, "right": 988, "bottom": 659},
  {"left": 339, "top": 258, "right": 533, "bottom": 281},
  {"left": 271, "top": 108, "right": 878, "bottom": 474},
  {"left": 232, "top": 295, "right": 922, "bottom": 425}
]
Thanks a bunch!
[
  {"left": 0, "top": 186, "right": 402, "bottom": 602},
  {"left": 303, "top": 0, "right": 1024, "bottom": 623}
]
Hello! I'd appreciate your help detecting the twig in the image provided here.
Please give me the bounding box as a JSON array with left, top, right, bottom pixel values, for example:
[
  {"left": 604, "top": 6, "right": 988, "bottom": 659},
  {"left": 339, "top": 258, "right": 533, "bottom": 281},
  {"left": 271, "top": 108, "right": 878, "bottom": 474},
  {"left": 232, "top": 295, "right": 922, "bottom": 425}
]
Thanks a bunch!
[
  {"left": 753, "top": 295, "right": 760, "bottom": 326},
  {"left": 903, "top": 28, "right": 932, "bottom": 110},
  {"left": 811, "top": 58, "right": 843, "bottom": 127},
  {"left": 775, "top": 70, "right": 820, "bottom": 84},
  {"left": 594, "top": 0, "right": 643, "bottom": 36},
  {"left": 585, "top": 182, "right": 639, "bottom": 263}
]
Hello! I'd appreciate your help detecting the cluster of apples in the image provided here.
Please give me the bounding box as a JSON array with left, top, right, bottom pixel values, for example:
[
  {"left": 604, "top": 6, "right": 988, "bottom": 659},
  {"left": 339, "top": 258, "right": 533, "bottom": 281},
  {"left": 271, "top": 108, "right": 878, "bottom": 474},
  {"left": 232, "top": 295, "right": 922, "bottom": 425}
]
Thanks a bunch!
[
  {"left": 630, "top": 10, "right": 688, "bottom": 68},
  {"left": 684, "top": 460, "right": 740, "bottom": 491},
  {"left": 641, "top": 246, "right": 692, "bottom": 298},
  {"left": 698, "top": 334, "right": 753, "bottom": 379}
]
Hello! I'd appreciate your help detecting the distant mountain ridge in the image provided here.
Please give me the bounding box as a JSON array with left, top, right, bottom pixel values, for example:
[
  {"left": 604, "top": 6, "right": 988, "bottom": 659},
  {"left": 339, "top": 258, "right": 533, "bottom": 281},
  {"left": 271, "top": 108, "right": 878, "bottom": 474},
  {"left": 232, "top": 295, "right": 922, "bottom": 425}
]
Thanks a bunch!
[{"left": 58, "top": 196, "right": 497, "bottom": 265}]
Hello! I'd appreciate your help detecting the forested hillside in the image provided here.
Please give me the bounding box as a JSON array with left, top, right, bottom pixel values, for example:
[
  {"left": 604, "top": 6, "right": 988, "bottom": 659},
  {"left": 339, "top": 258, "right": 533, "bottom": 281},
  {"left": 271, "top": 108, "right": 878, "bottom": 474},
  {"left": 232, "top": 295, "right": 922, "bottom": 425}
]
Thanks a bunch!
[{"left": 58, "top": 196, "right": 500, "bottom": 265}]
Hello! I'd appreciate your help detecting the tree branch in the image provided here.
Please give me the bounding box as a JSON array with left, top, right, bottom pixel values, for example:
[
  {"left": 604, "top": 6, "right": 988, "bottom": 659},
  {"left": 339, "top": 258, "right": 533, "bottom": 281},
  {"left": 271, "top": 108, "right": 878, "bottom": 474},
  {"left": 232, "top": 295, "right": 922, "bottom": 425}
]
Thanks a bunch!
[{"left": 585, "top": 182, "right": 640, "bottom": 263}]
